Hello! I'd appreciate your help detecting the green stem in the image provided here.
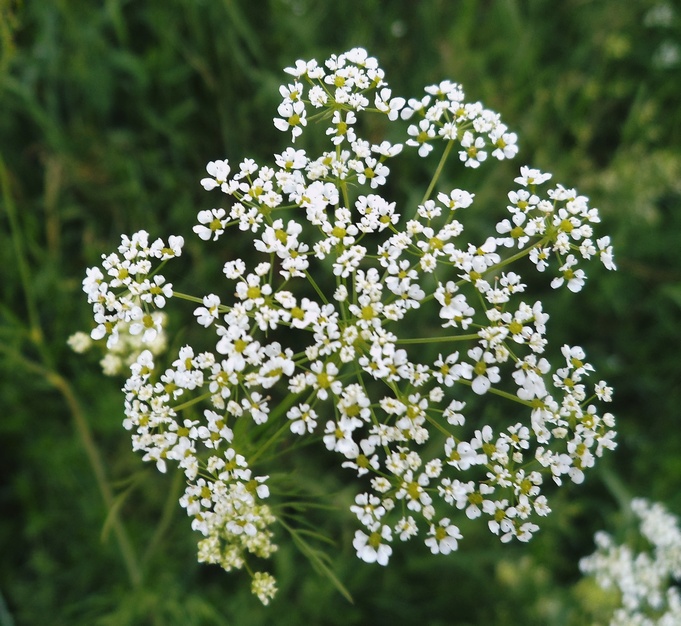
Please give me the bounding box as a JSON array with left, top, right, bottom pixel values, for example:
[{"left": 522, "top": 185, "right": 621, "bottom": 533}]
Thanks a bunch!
[
  {"left": 0, "top": 343, "right": 143, "bottom": 587},
  {"left": 0, "top": 153, "right": 50, "bottom": 365},
  {"left": 245, "top": 385, "right": 303, "bottom": 466},
  {"left": 249, "top": 420, "right": 292, "bottom": 465},
  {"left": 599, "top": 464, "right": 634, "bottom": 518},
  {"left": 424, "top": 412, "right": 455, "bottom": 439},
  {"left": 172, "top": 391, "right": 213, "bottom": 413},
  {"left": 486, "top": 385, "right": 535, "bottom": 407},
  {"left": 495, "top": 239, "right": 545, "bottom": 269},
  {"left": 277, "top": 516, "right": 353, "bottom": 603},
  {"left": 141, "top": 467, "right": 184, "bottom": 570},
  {"left": 457, "top": 376, "right": 535, "bottom": 407},
  {"left": 490, "top": 238, "right": 546, "bottom": 275},
  {"left": 454, "top": 237, "right": 548, "bottom": 289},
  {"left": 396, "top": 333, "right": 479, "bottom": 345},
  {"left": 420, "top": 140, "right": 455, "bottom": 205},
  {"left": 172, "top": 291, "right": 207, "bottom": 305},
  {"left": 303, "top": 269, "right": 330, "bottom": 305}
]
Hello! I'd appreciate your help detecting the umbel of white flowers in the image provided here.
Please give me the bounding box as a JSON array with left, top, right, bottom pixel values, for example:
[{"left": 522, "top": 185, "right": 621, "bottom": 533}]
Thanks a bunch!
[
  {"left": 581, "top": 498, "right": 681, "bottom": 625},
  {"left": 80, "top": 47, "right": 617, "bottom": 605}
]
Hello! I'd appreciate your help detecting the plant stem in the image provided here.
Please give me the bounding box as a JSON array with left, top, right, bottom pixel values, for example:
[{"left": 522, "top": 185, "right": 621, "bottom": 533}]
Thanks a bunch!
[
  {"left": 250, "top": 420, "right": 292, "bottom": 465},
  {"left": 303, "top": 269, "right": 330, "bottom": 305},
  {"left": 0, "top": 153, "right": 51, "bottom": 367},
  {"left": 46, "top": 370, "right": 144, "bottom": 587},
  {"left": 172, "top": 291, "right": 206, "bottom": 305},
  {"left": 420, "top": 140, "right": 455, "bottom": 205},
  {"left": 396, "top": 333, "right": 480, "bottom": 345},
  {"left": 0, "top": 343, "right": 143, "bottom": 588},
  {"left": 142, "top": 467, "right": 184, "bottom": 571}
]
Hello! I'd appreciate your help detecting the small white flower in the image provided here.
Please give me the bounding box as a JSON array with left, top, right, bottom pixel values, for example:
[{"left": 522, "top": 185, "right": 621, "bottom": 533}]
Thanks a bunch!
[
  {"left": 200, "top": 159, "right": 230, "bottom": 191},
  {"left": 406, "top": 119, "right": 436, "bottom": 157},
  {"left": 193, "top": 208, "right": 227, "bottom": 241},
  {"left": 551, "top": 254, "right": 586, "bottom": 292},
  {"left": 274, "top": 100, "right": 307, "bottom": 141},
  {"left": 514, "top": 165, "right": 552, "bottom": 187},
  {"left": 287, "top": 403, "right": 318, "bottom": 435},
  {"left": 459, "top": 131, "right": 488, "bottom": 168},
  {"left": 425, "top": 518, "right": 463, "bottom": 554},
  {"left": 353, "top": 524, "right": 393, "bottom": 565}
]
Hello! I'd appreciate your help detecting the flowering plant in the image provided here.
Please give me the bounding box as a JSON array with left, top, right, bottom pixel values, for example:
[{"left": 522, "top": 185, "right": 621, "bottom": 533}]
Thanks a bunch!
[
  {"left": 580, "top": 498, "right": 681, "bottom": 625},
  {"left": 80, "top": 48, "right": 617, "bottom": 604}
]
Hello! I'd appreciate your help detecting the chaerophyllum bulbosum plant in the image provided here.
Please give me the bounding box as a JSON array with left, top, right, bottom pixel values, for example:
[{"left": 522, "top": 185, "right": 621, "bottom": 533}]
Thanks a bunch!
[{"left": 78, "top": 48, "right": 617, "bottom": 604}]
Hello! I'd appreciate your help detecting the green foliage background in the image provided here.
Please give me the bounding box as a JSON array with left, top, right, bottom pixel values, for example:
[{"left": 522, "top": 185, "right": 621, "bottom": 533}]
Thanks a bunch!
[{"left": 1, "top": 0, "right": 680, "bottom": 624}]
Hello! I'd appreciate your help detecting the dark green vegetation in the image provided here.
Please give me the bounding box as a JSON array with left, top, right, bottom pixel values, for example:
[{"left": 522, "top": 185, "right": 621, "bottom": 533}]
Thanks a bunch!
[{"left": 2, "top": 0, "right": 681, "bottom": 624}]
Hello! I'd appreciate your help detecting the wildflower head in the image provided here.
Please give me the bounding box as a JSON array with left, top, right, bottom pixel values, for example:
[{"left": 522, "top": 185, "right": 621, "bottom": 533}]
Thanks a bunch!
[{"left": 80, "top": 47, "right": 617, "bottom": 604}]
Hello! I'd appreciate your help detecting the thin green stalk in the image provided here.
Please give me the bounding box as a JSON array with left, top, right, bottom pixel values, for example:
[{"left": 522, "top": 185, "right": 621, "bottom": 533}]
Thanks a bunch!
[
  {"left": 420, "top": 140, "right": 455, "bottom": 205},
  {"left": 424, "top": 412, "right": 456, "bottom": 439},
  {"left": 303, "top": 269, "right": 330, "bottom": 305},
  {"left": 0, "top": 153, "right": 49, "bottom": 363},
  {"left": 47, "top": 374, "right": 144, "bottom": 587},
  {"left": 0, "top": 343, "right": 143, "bottom": 588},
  {"left": 486, "top": 385, "right": 534, "bottom": 407},
  {"left": 600, "top": 464, "right": 635, "bottom": 519},
  {"left": 172, "top": 291, "right": 206, "bottom": 305},
  {"left": 277, "top": 516, "right": 353, "bottom": 603},
  {"left": 142, "top": 467, "right": 184, "bottom": 571},
  {"left": 492, "top": 238, "right": 546, "bottom": 271},
  {"left": 454, "top": 375, "right": 535, "bottom": 407},
  {"left": 249, "top": 420, "right": 292, "bottom": 465},
  {"left": 172, "top": 391, "right": 213, "bottom": 413},
  {"left": 454, "top": 237, "right": 547, "bottom": 289},
  {"left": 396, "top": 333, "right": 480, "bottom": 345}
]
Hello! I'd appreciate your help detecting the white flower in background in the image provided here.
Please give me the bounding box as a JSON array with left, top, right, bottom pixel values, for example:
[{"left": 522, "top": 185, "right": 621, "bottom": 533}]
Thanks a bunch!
[{"left": 581, "top": 498, "right": 681, "bottom": 625}]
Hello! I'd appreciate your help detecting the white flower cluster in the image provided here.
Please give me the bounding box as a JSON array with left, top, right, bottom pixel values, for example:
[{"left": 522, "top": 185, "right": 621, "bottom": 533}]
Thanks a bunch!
[
  {"left": 82, "top": 230, "right": 183, "bottom": 347},
  {"left": 82, "top": 48, "right": 617, "bottom": 603},
  {"left": 68, "top": 315, "right": 168, "bottom": 376},
  {"left": 580, "top": 498, "right": 681, "bottom": 625}
]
